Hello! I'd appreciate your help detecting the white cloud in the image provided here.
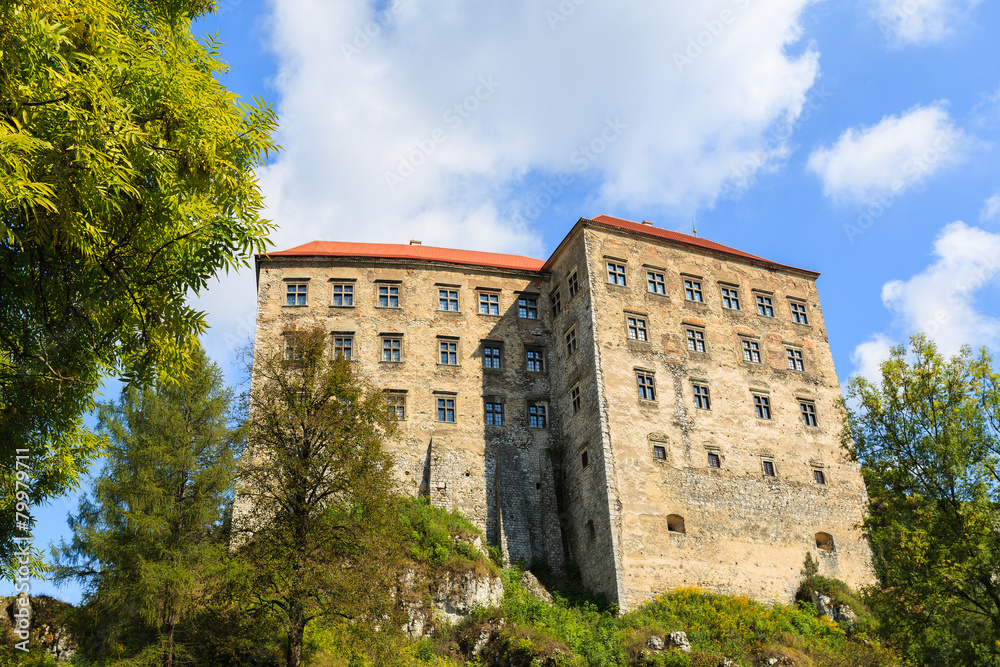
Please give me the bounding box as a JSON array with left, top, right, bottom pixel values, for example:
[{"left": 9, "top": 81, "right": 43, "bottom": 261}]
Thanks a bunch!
[
  {"left": 880, "top": 221, "right": 1000, "bottom": 355},
  {"left": 850, "top": 334, "right": 896, "bottom": 383},
  {"left": 256, "top": 0, "right": 824, "bottom": 255},
  {"left": 981, "top": 192, "right": 1000, "bottom": 223},
  {"left": 871, "top": 0, "right": 982, "bottom": 47},
  {"left": 807, "top": 104, "right": 967, "bottom": 205}
]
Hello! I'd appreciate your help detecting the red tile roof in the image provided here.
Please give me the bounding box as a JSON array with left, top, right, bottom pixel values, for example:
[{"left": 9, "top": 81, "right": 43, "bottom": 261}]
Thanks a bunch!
[
  {"left": 266, "top": 241, "right": 545, "bottom": 272},
  {"left": 572, "top": 215, "right": 819, "bottom": 277}
]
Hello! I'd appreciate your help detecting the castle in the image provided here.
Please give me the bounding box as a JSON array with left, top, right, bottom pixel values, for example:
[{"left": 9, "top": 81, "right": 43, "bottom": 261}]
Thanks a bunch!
[{"left": 252, "top": 214, "right": 873, "bottom": 610}]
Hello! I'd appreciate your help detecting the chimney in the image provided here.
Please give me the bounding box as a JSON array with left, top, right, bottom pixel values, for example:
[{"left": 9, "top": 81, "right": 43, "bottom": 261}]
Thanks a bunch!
[
  {"left": 641, "top": 220, "right": 654, "bottom": 226},
  {"left": 409, "top": 240, "right": 422, "bottom": 245}
]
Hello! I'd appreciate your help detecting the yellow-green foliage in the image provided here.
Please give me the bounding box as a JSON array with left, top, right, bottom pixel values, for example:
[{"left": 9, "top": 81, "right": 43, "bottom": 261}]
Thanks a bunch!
[{"left": 397, "top": 497, "right": 496, "bottom": 575}]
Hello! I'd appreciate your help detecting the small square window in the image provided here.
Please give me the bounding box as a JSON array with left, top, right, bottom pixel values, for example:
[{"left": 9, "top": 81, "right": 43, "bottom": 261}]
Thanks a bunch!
[
  {"left": 762, "top": 459, "right": 776, "bottom": 476},
  {"left": 756, "top": 295, "right": 774, "bottom": 317},
  {"left": 568, "top": 270, "right": 580, "bottom": 298},
  {"left": 684, "top": 279, "right": 703, "bottom": 302},
  {"left": 754, "top": 394, "right": 772, "bottom": 420},
  {"left": 518, "top": 296, "right": 539, "bottom": 319},
  {"left": 286, "top": 282, "right": 308, "bottom": 306},
  {"left": 813, "top": 469, "right": 827, "bottom": 485},
  {"left": 708, "top": 452, "right": 721, "bottom": 468},
  {"left": 437, "top": 397, "right": 456, "bottom": 422},
  {"left": 526, "top": 348, "right": 545, "bottom": 372},
  {"left": 565, "top": 328, "right": 578, "bottom": 356},
  {"left": 283, "top": 338, "right": 302, "bottom": 361},
  {"left": 581, "top": 450, "right": 589, "bottom": 468},
  {"left": 331, "top": 283, "right": 354, "bottom": 307},
  {"left": 742, "top": 339, "right": 761, "bottom": 363},
  {"left": 439, "top": 340, "right": 458, "bottom": 365},
  {"left": 790, "top": 302, "right": 809, "bottom": 325},
  {"left": 439, "top": 289, "right": 459, "bottom": 312},
  {"left": 551, "top": 290, "right": 562, "bottom": 316},
  {"left": 637, "top": 372, "right": 656, "bottom": 401},
  {"left": 628, "top": 316, "right": 648, "bottom": 341},
  {"left": 381, "top": 337, "right": 402, "bottom": 362},
  {"left": 721, "top": 286, "right": 740, "bottom": 310},
  {"left": 647, "top": 271, "right": 666, "bottom": 295},
  {"left": 686, "top": 328, "right": 705, "bottom": 352},
  {"left": 692, "top": 384, "right": 710, "bottom": 409},
  {"left": 571, "top": 385, "right": 581, "bottom": 414},
  {"left": 483, "top": 344, "right": 502, "bottom": 370},
  {"left": 528, "top": 402, "right": 547, "bottom": 428},
  {"left": 378, "top": 285, "right": 400, "bottom": 308},
  {"left": 386, "top": 391, "right": 406, "bottom": 420},
  {"left": 479, "top": 292, "right": 499, "bottom": 315},
  {"left": 485, "top": 401, "right": 503, "bottom": 426},
  {"left": 653, "top": 445, "right": 667, "bottom": 460},
  {"left": 607, "top": 262, "right": 627, "bottom": 286},
  {"left": 787, "top": 348, "right": 804, "bottom": 371},
  {"left": 800, "top": 401, "right": 818, "bottom": 427},
  {"left": 333, "top": 335, "right": 353, "bottom": 360}
]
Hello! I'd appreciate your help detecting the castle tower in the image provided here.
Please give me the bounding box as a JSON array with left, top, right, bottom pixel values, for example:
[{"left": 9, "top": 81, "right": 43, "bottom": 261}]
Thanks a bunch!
[{"left": 252, "top": 215, "right": 872, "bottom": 609}]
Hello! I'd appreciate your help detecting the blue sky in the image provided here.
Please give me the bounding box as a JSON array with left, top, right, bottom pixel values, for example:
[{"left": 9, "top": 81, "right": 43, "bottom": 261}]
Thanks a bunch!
[{"left": 15, "top": 0, "right": 1000, "bottom": 603}]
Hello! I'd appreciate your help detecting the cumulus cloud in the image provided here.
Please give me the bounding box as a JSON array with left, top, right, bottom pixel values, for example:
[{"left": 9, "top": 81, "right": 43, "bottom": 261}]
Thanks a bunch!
[
  {"left": 807, "top": 104, "right": 967, "bottom": 205},
  {"left": 871, "top": 0, "right": 982, "bottom": 47},
  {"left": 981, "top": 192, "right": 1000, "bottom": 223},
  {"left": 850, "top": 334, "right": 896, "bottom": 383}
]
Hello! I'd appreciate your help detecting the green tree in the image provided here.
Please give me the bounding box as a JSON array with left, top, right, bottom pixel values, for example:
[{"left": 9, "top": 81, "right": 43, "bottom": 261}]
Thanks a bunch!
[
  {"left": 233, "top": 327, "right": 402, "bottom": 667},
  {"left": 54, "top": 345, "right": 243, "bottom": 667},
  {"left": 0, "top": 0, "right": 276, "bottom": 575},
  {"left": 844, "top": 334, "right": 1000, "bottom": 666}
]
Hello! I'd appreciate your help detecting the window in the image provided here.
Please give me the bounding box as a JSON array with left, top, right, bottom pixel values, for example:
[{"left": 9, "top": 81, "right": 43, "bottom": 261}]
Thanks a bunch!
[
  {"left": 331, "top": 283, "right": 354, "bottom": 306},
  {"left": 707, "top": 452, "right": 721, "bottom": 468},
  {"left": 790, "top": 301, "right": 809, "bottom": 325},
  {"left": 813, "top": 469, "right": 827, "bottom": 485},
  {"left": 283, "top": 338, "right": 301, "bottom": 361},
  {"left": 286, "top": 282, "right": 308, "bottom": 306},
  {"left": 581, "top": 450, "right": 589, "bottom": 469},
  {"left": 551, "top": 290, "right": 562, "bottom": 316},
  {"left": 742, "top": 339, "right": 761, "bottom": 363},
  {"left": 439, "top": 340, "right": 458, "bottom": 365},
  {"left": 526, "top": 348, "right": 545, "bottom": 372},
  {"left": 692, "top": 384, "right": 710, "bottom": 409},
  {"left": 571, "top": 385, "right": 581, "bottom": 414},
  {"left": 518, "top": 295, "right": 539, "bottom": 319},
  {"left": 607, "top": 262, "right": 627, "bottom": 286},
  {"left": 386, "top": 391, "right": 406, "bottom": 420},
  {"left": 568, "top": 269, "right": 580, "bottom": 298},
  {"left": 438, "top": 288, "right": 459, "bottom": 312},
  {"left": 667, "top": 514, "right": 686, "bottom": 534},
  {"left": 332, "top": 335, "right": 353, "bottom": 360},
  {"left": 627, "top": 316, "right": 648, "bottom": 341},
  {"left": 647, "top": 270, "right": 666, "bottom": 295},
  {"left": 586, "top": 519, "right": 595, "bottom": 540},
  {"left": 381, "top": 336, "right": 402, "bottom": 362},
  {"left": 800, "top": 401, "right": 818, "bottom": 427},
  {"left": 653, "top": 445, "right": 666, "bottom": 460},
  {"left": 528, "top": 402, "right": 547, "bottom": 428},
  {"left": 762, "top": 459, "right": 776, "bottom": 477},
  {"left": 437, "top": 397, "right": 456, "bottom": 422},
  {"left": 787, "top": 348, "right": 804, "bottom": 371},
  {"left": 754, "top": 394, "right": 772, "bottom": 419},
  {"left": 484, "top": 401, "right": 503, "bottom": 426},
  {"left": 815, "top": 532, "right": 835, "bottom": 552},
  {"left": 684, "top": 278, "right": 703, "bottom": 302},
  {"left": 565, "top": 327, "right": 578, "bottom": 356},
  {"left": 483, "top": 344, "right": 502, "bottom": 370},
  {"left": 721, "top": 286, "right": 740, "bottom": 310},
  {"left": 756, "top": 294, "right": 774, "bottom": 317},
  {"left": 378, "top": 284, "right": 399, "bottom": 308},
  {"left": 479, "top": 291, "right": 499, "bottom": 315},
  {"left": 637, "top": 372, "right": 656, "bottom": 401},
  {"left": 686, "top": 328, "right": 706, "bottom": 352}
]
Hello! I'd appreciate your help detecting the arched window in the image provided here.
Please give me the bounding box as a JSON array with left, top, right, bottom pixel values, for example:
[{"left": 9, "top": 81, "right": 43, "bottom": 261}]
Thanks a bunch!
[
  {"left": 815, "top": 532, "right": 835, "bottom": 552},
  {"left": 667, "top": 514, "right": 686, "bottom": 534},
  {"left": 586, "top": 520, "right": 595, "bottom": 541}
]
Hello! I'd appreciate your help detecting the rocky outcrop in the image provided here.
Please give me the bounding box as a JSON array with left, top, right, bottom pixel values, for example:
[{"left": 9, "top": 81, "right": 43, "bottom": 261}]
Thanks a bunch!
[
  {"left": 810, "top": 591, "right": 857, "bottom": 624},
  {"left": 1, "top": 595, "right": 77, "bottom": 662},
  {"left": 520, "top": 570, "right": 554, "bottom": 604},
  {"left": 401, "top": 567, "right": 503, "bottom": 636}
]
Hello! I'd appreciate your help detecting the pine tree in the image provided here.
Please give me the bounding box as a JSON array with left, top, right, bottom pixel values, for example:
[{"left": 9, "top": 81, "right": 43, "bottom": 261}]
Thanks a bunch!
[{"left": 55, "top": 346, "right": 243, "bottom": 666}]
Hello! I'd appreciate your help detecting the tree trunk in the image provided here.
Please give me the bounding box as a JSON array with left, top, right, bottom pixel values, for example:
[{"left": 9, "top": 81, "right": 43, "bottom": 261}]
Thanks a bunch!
[
  {"left": 164, "top": 608, "right": 177, "bottom": 667},
  {"left": 287, "top": 603, "right": 306, "bottom": 667}
]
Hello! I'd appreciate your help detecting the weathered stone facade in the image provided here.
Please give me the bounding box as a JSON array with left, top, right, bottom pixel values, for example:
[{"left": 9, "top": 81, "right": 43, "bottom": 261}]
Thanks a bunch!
[{"left": 251, "top": 215, "right": 873, "bottom": 610}]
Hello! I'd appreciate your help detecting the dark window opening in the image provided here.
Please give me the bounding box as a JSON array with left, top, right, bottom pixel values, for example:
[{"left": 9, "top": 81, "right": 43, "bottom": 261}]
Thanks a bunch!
[
  {"left": 708, "top": 452, "right": 721, "bottom": 468},
  {"left": 653, "top": 445, "right": 666, "bottom": 460},
  {"left": 667, "top": 514, "right": 686, "bottom": 534},
  {"left": 815, "top": 532, "right": 835, "bottom": 552}
]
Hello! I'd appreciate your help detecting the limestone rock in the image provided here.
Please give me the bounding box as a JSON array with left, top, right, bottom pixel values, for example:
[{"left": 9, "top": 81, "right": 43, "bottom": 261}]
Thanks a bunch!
[
  {"left": 520, "top": 570, "right": 554, "bottom": 604},
  {"left": 401, "top": 568, "right": 504, "bottom": 636},
  {"left": 666, "top": 631, "right": 691, "bottom": 652},
  {"left": 646, "top": 635, "right": 665, "bottom": 650},
  {"left": 810, "top": 590, "right": 857, "bottom": 625}
]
